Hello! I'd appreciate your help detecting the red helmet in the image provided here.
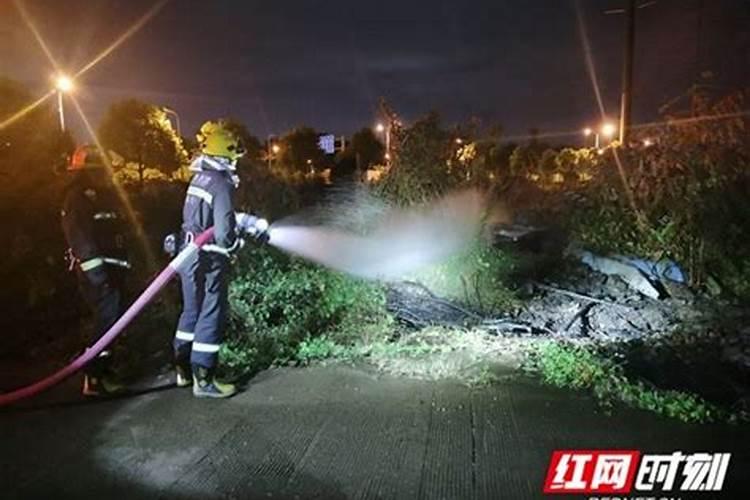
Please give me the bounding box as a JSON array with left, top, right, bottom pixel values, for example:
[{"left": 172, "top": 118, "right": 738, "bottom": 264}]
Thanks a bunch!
[{"left": 68, "top": 145, "right": 106, "bottom": 172}]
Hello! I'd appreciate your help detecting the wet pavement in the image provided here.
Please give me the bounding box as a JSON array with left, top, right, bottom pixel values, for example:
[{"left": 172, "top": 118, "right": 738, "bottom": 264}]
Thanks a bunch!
[{"left": 1, "top": 365, "right": 749, "bottom": 499}]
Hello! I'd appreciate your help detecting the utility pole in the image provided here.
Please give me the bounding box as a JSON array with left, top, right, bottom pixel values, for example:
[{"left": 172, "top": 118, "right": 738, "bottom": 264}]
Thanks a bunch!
[
  {"left": 57, "top": 90, "right": 65, "bottom": 131},
  {"left": 619, "top": 0, "right": 635, "bottom": 145},
  {"left": 606, "top": 0, "right": 656, "bottom": 145}
]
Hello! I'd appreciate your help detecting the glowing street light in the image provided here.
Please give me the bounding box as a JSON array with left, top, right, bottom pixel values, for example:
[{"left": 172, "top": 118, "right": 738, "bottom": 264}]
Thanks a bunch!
[
  {"left": 54, "top": 74, "right": 74, "bottom": 131},
  {"left": 455, "top": 137, "right": 463, "bottom": 145},
  {"left": 601, "top": 122, "right": 617, "bottom": 138},
  {"left": 266, "top": 136, "right": 281, "bottom": 168},
  {"left": 55, "top": 75, "right": 73, "bottom": 92},
  {"left": 375, "top": 123, "right": 385, "bottom": 133},
  {"left": 643, "top": 138, "right": 653, "bottom": 147}
]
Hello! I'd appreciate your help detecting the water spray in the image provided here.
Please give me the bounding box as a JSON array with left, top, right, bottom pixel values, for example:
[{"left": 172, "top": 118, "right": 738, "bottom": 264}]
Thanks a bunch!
[{"left": 267, "top": 189, "right": 485, "bottom": 280}]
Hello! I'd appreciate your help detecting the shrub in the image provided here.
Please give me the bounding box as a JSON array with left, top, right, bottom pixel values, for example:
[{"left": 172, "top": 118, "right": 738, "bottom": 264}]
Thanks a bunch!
[
  {"left": 376, "top": 113, "right": 461, "bottom": 206},
  {"left": 223, "top": 245, "right": 392, "bottom": 373},
  {"left": 525, "top": 341, "right": 730, "bottom": 423},
  {"left": 561, "top": 90, "right": 750, "bottom": 298}
]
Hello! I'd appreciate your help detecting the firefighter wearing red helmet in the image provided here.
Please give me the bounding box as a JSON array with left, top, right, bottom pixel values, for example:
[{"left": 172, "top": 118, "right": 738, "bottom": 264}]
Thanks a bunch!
[{"left": 61, "top": 145, "right": 130, "bottom": 396}]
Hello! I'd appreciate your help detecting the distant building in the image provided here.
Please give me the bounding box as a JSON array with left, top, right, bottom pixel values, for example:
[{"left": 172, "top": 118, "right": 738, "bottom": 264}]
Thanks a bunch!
[
  {"left": 318, "top": 134, "right": 347, "bottom": 155},
  {"left": 318, "top": 134, "right": 335, "bottom": 154}
]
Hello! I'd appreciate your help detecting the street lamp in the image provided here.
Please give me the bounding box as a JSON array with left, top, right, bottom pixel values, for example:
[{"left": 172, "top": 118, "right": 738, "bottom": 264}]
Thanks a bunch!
[
  {"left": 375, "top": 122, "right": 390, "bottom": 165},
  {"left": 601, "top": 122, "right": 617, "bottom": 140},
  {"left": 54, "top": 74, "right": 74, "bottom": 131},
  {"left": 267, "top": 140, "right": 281, "bottom": 169},
  {"left": 162, "top": 106, "right": 181, "bottom": 137},
  {"left": 583, "top": 127, "right": 599, "bottom": 148}
]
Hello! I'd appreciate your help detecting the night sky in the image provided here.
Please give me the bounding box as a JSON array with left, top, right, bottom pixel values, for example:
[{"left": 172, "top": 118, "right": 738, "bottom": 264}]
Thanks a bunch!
[{"left": 1, "top": 0, "right": 748, "bottom": 142}]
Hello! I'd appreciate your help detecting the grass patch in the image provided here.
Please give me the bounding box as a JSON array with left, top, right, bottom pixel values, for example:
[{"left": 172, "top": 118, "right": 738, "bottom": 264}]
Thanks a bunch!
[
  {"left": 524, "top": 341, "right": 735, "bottom": 424},
  {"left": 293, "top": 327, "right": 527, "bottom": 386}
]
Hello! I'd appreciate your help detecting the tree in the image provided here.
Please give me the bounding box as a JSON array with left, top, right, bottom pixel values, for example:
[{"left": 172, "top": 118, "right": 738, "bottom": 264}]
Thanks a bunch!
[
  {"left": 98, "top": 99, "right": 186, "bottom": 183},
  {"left": 350, "top": 127, "right": 384, "bottom": 169},
  {"left": 278, "top": 126, "right": 326, "bottom": 173},
  {"left": 509, "top": 145, "right": 540, "bottom": 177},
  {"left": 222, "top": 118, "right": 264, "bottom": 166},
  {"left": 332, "top": 148, "right": 358, "bottom": 179},
  {"left": 377, "top": 112, "right": 458, "bottom": 205}
]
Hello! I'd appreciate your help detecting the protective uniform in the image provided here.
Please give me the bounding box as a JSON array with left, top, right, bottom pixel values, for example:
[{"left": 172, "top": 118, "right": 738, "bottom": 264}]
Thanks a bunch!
[
  {"left": 61, "top": 145, "right": 130, "bottom": 396},
  {"left": 173, "top": 121, "right": 246, "bottom": 398}
]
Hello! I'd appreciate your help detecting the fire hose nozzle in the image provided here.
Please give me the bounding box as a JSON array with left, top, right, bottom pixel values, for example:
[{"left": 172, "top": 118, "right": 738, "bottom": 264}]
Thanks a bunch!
[{"left": 235, "top": 212, "right": 270, "bottom": 242}]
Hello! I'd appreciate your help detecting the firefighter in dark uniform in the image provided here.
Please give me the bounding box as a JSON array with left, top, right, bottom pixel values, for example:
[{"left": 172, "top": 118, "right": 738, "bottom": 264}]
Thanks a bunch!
[
  {"left": 173, "top": 120, "right": 262, "bottom": 398},
  {"left": 61, "top": 145, "right": 130, "bottom": 396}
]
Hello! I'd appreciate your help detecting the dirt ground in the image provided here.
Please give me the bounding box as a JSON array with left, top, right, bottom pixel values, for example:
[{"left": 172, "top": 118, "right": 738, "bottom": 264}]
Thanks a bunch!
[{"left": 1, "top": 364, "right": 749, "bottom": 500}]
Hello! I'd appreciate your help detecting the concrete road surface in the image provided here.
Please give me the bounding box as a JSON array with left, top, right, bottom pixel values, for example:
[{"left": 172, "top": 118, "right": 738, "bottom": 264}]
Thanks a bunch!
[{"left": 1, "top": 365, "right": 748, "bottom": 499}]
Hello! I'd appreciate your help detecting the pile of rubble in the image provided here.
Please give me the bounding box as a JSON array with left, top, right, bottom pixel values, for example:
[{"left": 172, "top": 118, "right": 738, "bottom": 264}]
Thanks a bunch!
[
  {"left": 512, "top": 266, "right": 695, "bottom": 340},
  {"left": 386, "top": 221, "right": 750, "bottom": 379}
]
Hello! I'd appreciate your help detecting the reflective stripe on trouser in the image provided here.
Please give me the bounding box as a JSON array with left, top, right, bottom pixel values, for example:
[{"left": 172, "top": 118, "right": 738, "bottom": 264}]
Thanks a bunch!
[{"left": 174, "top": 250, "right": 228, "bottom": 368}]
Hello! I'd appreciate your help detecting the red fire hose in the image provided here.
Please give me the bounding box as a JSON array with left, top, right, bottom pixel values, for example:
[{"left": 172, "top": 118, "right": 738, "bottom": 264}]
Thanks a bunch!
[{"left": 0, "top": 228, "right": 215, "bottom": 407}]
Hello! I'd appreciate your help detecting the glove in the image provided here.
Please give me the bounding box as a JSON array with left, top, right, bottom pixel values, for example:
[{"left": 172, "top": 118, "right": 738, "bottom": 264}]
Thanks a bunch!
[
  {"left": 163, "top": 233, "right": 178, "bottom": 257},
  {"left": 235, "top": 212, "right": 258, "bottom": 234}
]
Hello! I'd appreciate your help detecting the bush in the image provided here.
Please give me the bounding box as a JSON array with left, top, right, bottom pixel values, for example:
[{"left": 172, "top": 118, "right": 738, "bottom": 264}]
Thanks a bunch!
[
  {"left": 554, "top": 90, "right": 750, "bottom": 298},
  {"left": 526, "top": 341, "right": 730, "bottom": 423},
  {"left": 376, "top": 113, "right": 461, "bottom": 205},
  {"left": 223, "top": 245, "right": 393, "bottom": 373}
]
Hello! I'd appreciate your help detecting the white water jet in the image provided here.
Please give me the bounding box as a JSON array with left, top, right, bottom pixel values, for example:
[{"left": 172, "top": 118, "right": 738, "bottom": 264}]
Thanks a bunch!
[{"left": 267, "top": 189, "right": 485, "bottom": 280}]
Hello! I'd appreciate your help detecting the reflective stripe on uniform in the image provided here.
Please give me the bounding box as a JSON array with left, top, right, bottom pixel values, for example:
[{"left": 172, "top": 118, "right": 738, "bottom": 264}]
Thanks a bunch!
[
  {"left": 80, "top": 256, "right": 130, "bottom": 271},
  {"left": 80, "top": 257, "right": 104, "bottom": 271},
  {"left": 175, "top": 330, "right": 194, "bottom": 342},
  {"left": 192, "top": 342, "right": 221, "bottom": 353},
  {"left": 103, "top": 257, "right": 131, "bottom": 269},
  {"left": 187, "top": 186, "right": 213, "bottom": 205},
  {"left": 93, "top": 212, "right": 117, "bottom": 220},
  {"left": 201, "top": 244, "right": 230, "bottom": 257}
]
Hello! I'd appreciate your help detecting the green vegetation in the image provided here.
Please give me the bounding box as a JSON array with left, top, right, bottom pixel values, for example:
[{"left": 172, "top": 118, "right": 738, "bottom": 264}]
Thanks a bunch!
[
  {"left": 222, "top": 246, "right": 393, "bottom": 375},
  {"left": 98, "top": 98, "right": 187, "bottom": 184},
  {"left": 565, "top": 90, "right": 750, "bottom": 299},
  {"left": 525, "top": 341, "right": 733, "bottom": 424},
  {"left": 407, "top": 242, "right": 520, "bottom": 314}
]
